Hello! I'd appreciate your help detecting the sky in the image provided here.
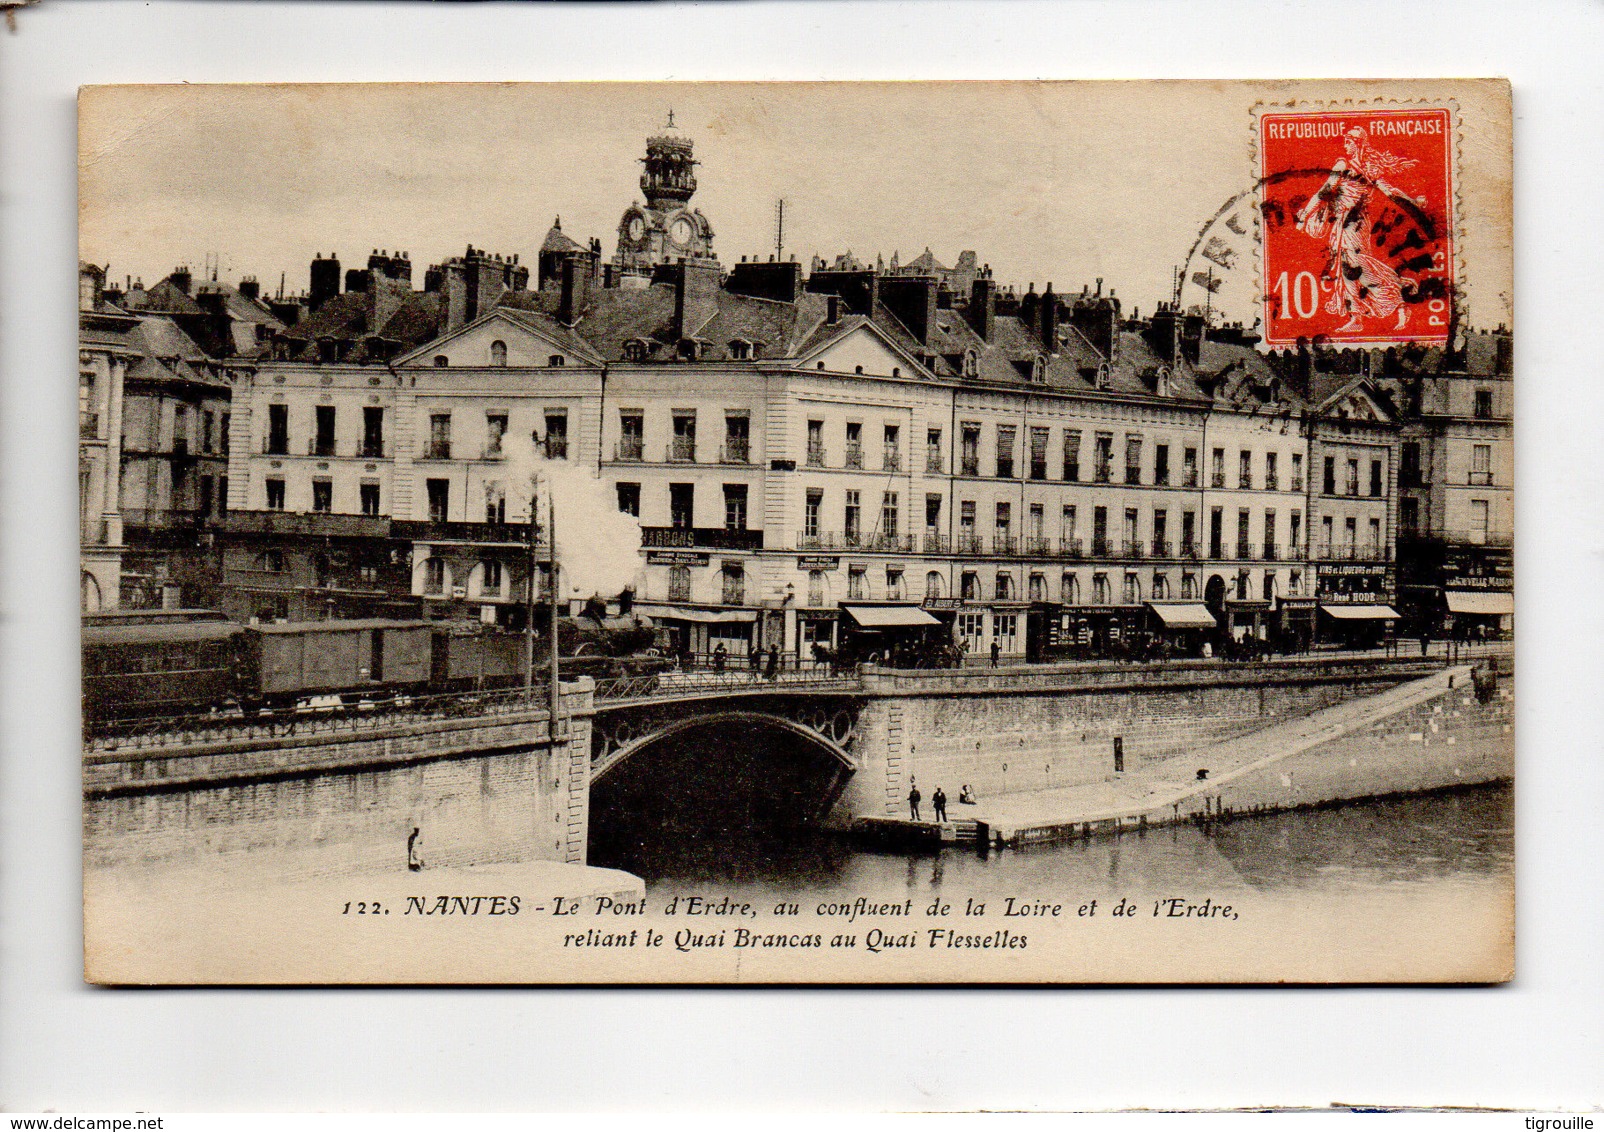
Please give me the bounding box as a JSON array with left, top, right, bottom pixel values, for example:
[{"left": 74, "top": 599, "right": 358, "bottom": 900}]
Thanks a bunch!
[{"left": 79, "top": 80, "right": 1513, "bottom": 331}]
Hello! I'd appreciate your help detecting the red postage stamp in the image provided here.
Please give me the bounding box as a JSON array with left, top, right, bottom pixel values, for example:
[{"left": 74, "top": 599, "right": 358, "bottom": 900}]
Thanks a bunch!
[{"left": 1258, "top": 105, "right": 1455, "bottom": 346}]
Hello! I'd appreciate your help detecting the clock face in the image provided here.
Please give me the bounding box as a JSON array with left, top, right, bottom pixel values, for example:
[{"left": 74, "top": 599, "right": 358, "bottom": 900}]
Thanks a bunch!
[
  {"left": 626, "top": 215, "right": 645, "bottom": 241},
  {"left": 669, "top": 216, "right": 695, "bottom": 245}
]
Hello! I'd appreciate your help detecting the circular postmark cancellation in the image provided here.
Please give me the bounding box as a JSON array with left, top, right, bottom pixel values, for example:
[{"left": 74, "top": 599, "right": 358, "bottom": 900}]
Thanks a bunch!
[{"left": 1180, "top": 104, "right": 1460, "bottom": 349}]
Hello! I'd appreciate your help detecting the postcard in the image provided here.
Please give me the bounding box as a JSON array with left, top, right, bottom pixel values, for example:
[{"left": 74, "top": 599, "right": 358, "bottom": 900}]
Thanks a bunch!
[{"left": 78, "top": 79, "right": 1513, "bottom": 983}]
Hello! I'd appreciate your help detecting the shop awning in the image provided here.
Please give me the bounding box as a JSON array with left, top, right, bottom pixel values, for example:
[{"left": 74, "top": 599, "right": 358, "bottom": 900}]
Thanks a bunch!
[
  {"left": 842, "top": 604, "right": 941, "bottom": 629},
  {"left": 632, "top": 603, "right": 757, "bottom": 624},
  {"left": 1446, "top": 590, "right": 1514, "bottom": 616},
  {"left": 1145, "top": 603, "right": 1218, "bottom": 629},
  {"left": 1319, "top": 603, "right": 1401, "bottom": 620}
]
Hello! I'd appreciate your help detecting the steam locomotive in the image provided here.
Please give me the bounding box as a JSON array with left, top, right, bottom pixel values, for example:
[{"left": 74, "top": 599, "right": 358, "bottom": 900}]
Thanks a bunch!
[{"left": 82, "top": 608, "right": 667, "bottom": 724}]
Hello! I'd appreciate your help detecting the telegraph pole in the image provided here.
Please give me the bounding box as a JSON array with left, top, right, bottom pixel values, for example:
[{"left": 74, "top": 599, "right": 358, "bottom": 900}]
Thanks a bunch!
[{"left": 774, "top": 199, "right": 786, "bottom": 261}]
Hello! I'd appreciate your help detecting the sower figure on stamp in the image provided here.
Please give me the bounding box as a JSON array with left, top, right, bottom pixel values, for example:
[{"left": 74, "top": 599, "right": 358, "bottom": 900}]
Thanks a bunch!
[
  {"left": 908, "top": 780, "right": 922, "bottom": 821},
  {"left": 1296, "top": 127, "right": 1420, "bottom": 333},
  {"left": 933, "top": 787, "right": 948, "bottom": 823}
]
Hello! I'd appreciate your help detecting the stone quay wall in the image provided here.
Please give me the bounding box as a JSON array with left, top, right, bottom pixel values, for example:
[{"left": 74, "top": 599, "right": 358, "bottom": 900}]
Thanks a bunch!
[{"left": 837, "top": 658, "right": 1442, "bottom": 825}]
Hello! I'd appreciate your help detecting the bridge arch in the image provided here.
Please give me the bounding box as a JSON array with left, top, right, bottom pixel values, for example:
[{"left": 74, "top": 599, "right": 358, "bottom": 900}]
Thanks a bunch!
[{"left": 592, "top": 708, "right": 857, "bottom": 785}]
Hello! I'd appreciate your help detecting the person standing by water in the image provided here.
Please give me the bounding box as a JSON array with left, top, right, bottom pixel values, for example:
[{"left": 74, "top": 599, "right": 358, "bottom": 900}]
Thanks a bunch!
[
  {"left": 908, "top": 781, "right": 922, "bottom": 821},
  {"left": 712, "top": 642, "right": 727, "bottom": 673},
  {"left": 765, "top": 645, "right": 780, "bottom": 680},
  {"left": 990, "top": 640, "right": 1001, "bottom": 667},
  {"left": 932, "top": 787, "right": 948, "bottom": 823}
]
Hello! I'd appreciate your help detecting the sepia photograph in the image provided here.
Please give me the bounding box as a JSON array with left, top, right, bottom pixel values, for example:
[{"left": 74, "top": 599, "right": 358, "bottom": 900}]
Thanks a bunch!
[{"left": 76, "top": 79, "right": 1514, "bottom": 985}]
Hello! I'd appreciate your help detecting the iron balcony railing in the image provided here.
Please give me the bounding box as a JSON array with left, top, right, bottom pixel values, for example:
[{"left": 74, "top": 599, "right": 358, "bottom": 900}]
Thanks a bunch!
[
  {"left": 1469, "top": 470, "right": 1495, "bottom": 486},
  {"left": 992, "top": 535, "right": 1018, "bottom": 555},
  {"left": 1090, "top": 538, "right": 1114, "bottom": 558},
  {"left": 844, "top": 444, "right": 864, "bottom": 469},
  {"left": 1290, "top": 477, "right": 1304, "bottom": 493},
  {"left": 960, "top": 457, "right": 980, "bottom": 476},
  {"left": 359, "top": 442, "right": 387, "bottom": 458},
  {"left": 308, "top": 438, "right": 337, "bottom": 457},
  {"left": 1315, "top": 543, "right": 1393, "bottom": 562},
  {"left": 922, "top": 534, "right": 949, "bottom": 554},
  {"left": 1029, "top": 462, "right": 1048, "bottom": 481},
  {"left": 1235, "top": 541, "right": 1255, "bottom": 560},
  {"left": 956, "top": 533, "right": 984, "bottom": 555},
  {"left": 882, "top": 450, "right": 901, "bottom": 472},
  {"left": 1023, "top": 536, "right": 1053, "bottom": 556},
  {"left": 263, "top": 437, "right": 290, "bottom": 455},
  {"left": 1064, "top": 466, "right": 1081, "bottom": 483},
  {"left": 1179, "top": 541, "right": 1202, "bottom": 559},
  {"left": 1265, "top": 475, "right": 1279, "bottom": 491},
  {"left": 615, "top": 438, "right": 644, "bottom": 462},
  {"left": 1211, "top": 471, "right": 1226, "bottom": 488},
  {"left": 1123, "top": 540, "right": 1144, "bottom": 558},
  {"left": 1154, "top": 471, "right": 1170, "bottom": 487},
  {"left": 1059, "top": 537, "right": 1084, "bottom": 558},
  {"left": 79, "top": 413, "right": 100, "bottom": 439},
  {"left": 1182, "top": 470, "right": 1199, "bottom": 487},
  {"left": 722, "top": 439, "right": 751, "bottom": 464},
  {"left": 806, "top": 445, "right": 827, "bottom": 467},
  {"left": 1094, "top": 467, "right": 1112, "bottom": 483},
  {"left": 1262, "top": 543, "right": 1281, "bottom": 561},
  {"left": 1150, "top": 540, "right": 1172, "bottom": 558},
  {"left": 667, "top": 438, "right": 696, "bottom": 463},
  {"left": 1239, "top": 475, "right": 1253, "bottom": 490},
  {"left": 422, "top": 443, "right": 452, "bottom": 460},
  {"left": 926, "top": 453, "right": 943, "bottom": 474},
  {"left": 996, "top": 460, "right": 1015, "bottom": 478},
  {"left": 1125, "top": 466, "right": 1142, "bottom": 485}
]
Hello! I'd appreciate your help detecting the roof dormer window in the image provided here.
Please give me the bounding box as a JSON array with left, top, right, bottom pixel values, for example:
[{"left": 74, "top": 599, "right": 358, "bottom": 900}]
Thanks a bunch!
[
  {"left": 963, "top": 349, "right": 979, "bottom": 379},
  {"left": 1155, "top": 365, "right": 1172, "bottom": 397},
  {"left": 623, "top": 339, "right": 650, "bottom": 362},
  {"left": 1031, "top": 356, "right": 1047, "bottom": 384},
  {"left": 433, "top": 355, "right": 448, "bottom": 367},
  {"left": 1095, "top": 361, "right": 1111, "bottom": 390},
  {"left": 728, "top": 339, "right": 752, "bottom": 360},
  {"left": 490, "top": 340, "right": 508, "bottom": 367}
]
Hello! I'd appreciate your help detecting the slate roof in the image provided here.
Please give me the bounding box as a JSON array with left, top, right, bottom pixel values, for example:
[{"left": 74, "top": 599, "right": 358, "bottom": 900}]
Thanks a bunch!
[
  {"left": 540, "top": 222, "right": 586, "bottom": 255},
  {"left": 277, "top": 289, "right": 444, "bottom": 363}
]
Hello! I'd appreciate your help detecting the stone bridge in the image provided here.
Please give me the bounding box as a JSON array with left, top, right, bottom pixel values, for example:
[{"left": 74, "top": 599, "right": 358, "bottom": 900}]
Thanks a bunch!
[{"left": 83, "top": 654, "right": 1462, "bottom": 876}]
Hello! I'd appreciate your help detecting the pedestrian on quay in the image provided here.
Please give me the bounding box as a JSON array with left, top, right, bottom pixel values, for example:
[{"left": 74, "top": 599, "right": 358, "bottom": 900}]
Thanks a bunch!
[
  {"left": 712, "top": 642, "right": 727, "bottom": 673},
  {"left": 990, "top": 640, "right": 1001, "bottom": 667},
  {"left": 933, "top": 787, "right": 948, "bottom": 823},
  {"left": 765, "top": 645, "right": 780, "bottom": 680},
  {"left": 1419, "top": 627, "right": 1432, "bottom": 657},
  {"left": 908, "top": 781, "right": 922, "bottom": 821}
]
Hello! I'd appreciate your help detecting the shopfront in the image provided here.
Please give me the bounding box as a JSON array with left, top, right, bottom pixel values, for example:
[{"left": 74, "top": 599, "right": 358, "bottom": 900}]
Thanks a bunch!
[
  {"left": 632, "top": 603, "right": 757, "bottom": 664},
  {"left": 1145, "top": 602, "right": 1219, "bottom": 657},
  {"left": 1445, "top": 588, "right": 1513, "bottom": 640}
]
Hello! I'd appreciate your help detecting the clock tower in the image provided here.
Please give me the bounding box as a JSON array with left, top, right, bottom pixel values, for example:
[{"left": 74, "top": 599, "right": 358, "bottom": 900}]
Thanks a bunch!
[{"left": 613, "top": 113, "right": 717, "bottom": 279}]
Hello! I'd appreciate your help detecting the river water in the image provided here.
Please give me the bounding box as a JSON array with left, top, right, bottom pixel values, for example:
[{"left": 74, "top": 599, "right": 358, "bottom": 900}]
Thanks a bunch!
[{"left": 597, "top": 783, "right": 1513, "bottom": 913}]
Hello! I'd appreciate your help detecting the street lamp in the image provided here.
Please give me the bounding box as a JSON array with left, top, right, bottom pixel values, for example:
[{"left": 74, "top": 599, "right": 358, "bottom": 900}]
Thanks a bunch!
[{"left": 522, "top": 445, "right": 562, "bottom": 748}]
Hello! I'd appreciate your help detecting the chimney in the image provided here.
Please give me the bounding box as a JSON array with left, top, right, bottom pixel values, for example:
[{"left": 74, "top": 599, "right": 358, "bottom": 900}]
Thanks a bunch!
[
  {"left": 1150, "top": 303, "right": 1183, "bottom": 366},
  {"left": 308, "top": 252, "right": 341, "bottom": 312},
  {"left": 1181, "top": 312, "right": 1206, "bottom": 366},
  {"left": 826, "top": 295, "right": 841, "bottom": 325},
  {"left": 1019, "top": 283, "right": 1039, "bottom": 336},
  {"left": 726, "top": 259, "right": 803, "bottom": 303},
  {"left": 1071, "top": 293, "right": 1119, "bottom": 361},
  {"left": 805, "top": 268, "right": 879, "bottom": 316},
  {"left": 1040, "top": 283, "right": 1058, "bottom": 353},
  {"left": 344, "top": 268, "right": 371, "bottom": 294},
  {"left": 170, "top": 266, "right": 192, "bottom": 295},
  {"left": 672, "top": 259, "right": 722, "bottom": 343},
  {"left": 879, "top": 275, "right": 940, "bottom": 347},
  {"left": 558, "top": 254, "right": 589, "bottom": 326},
  {"left": 968, "top": 276, "right": 996, "bottom": 342},
  {"left": 238, "top": 276, "right": 260, "bottom": 301}
]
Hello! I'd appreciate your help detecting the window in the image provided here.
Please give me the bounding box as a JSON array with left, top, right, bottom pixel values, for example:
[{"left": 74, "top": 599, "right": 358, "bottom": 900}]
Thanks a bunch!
[
  {"left": 804, "top": 489, "right": 823, "bottom": 540},
  {"left": 1093, "top": 506, "right": 1109, "bottom": 556},
  {"left": 490, "top": 340, "right": 507, "bottom": 366},
  {"left": 1093, "top": 574, "right": 1111, "bottom": 604},
  {"left": 1124, "top": 507, "right": 1139, "bottom": 555},
  {"left": 199, "top": 475, "right": 214, "bottom": 515},
  {"left": 721, "top": 562, "right": 745, "bottom": 605},
  {"left": 623, "top": 341, "right": 649, "bottom": 363},
  {"left": 1237, "top": 509, "right": 1251, "bottom": 558},
  {"left": 1290, "top": 510, "right": 1302, "bottom": 552},
  {"left": 1262, "top": 570, "right": 1277, "bottom": 601},
  {"left": 1368, "top": 517, "right": 1382, "bottom": 555},
  {"left": 484, "top": 412, "right": 507, "bottom": 458},
  {"left": 1263, "top": 509, "right": 1276, "bottom": 558},
  {"left": 173, "top": 405, "right": 189, "bottom": 453},
  {"left": 1211, "top": 448, "right": 1225, "bottom": 488},
  {"left": 957, "top": 610, "right": 984, "bottom": 641},
  {"left": 1344, "top": 516, "right": 1357, "bottom": 551},
  {"left": 959, "top": 500, "right": 976, "bottom": 551},
  {"left": 1061, "top": 572, "right": 1079, "bottom": 604},
  {"left": 1064, "top": 430, "right": 1081, "bottom": 482},
  {"left": 485, "top": 484, "right": 506, "bottom": 525},
  {"left": 1153, "top": 509, "right": 1168, "bottom": 557},
  {"left": 881, "top": 492, "right": 899, "bottom": 538},
  {"left": 1209, "top": 508, "right": 1223, "bottom": 558},
  {"left": 481, "top": 561, "right": 503, "bottom": 595},
  {"left": 1182, "top": 510, "right": 1196, "bottom": 556},
  {"left": 424, "top": 558, "right": 447, "bottom": 595},
  {"left": 314, "top": 405, "right": 336, "bottom": 457},
  {"left": 1400, "top": 442, "right": 1421, "bottom": 487},
  {"left": 728, "top": 339, "right": 751, "bottom": 361},
  {"left": 1474, "top": 388, "right": 1494, "bottom": 419},
  {"left": 362, "top": 407, "right": 384, "bottom": 458},
  {"left": 260, "top": 548, "right": 285, "bottom": 573},
  {"left": 427, "top": 413, "right": 451, "bottom": 460},
  {"left": 360, "top": 482, "right": 380, "bottom": 517},
  {"left": 882, "top": 424, "right": 900, "bottom": 472},
  {"left": 426, "top": 478, "right": 449, "bottom": 523},
  {"left": 1236, "top": 570, "right": 1252, "bottom": 600},
  {"left": 724, "top": 414, "right": 751, "bottom": 464},
  {"left": 809, "top": 571, "right": 826, "bottom": 607},
  {"left": 1181, "top": 573, "right": 1197, "bottom": 600},
  {"left": 265, "top": 477, "right": 286, "bottom": 510},
  {"left": 267, "top": 404, "right": 289, "bottom": 455},
  {"left": 1291, "top": 452, "right": 1304, "bottom": 492},
  {"left": 1289, "top": 570, "right": 1302, "bottom": 596},
  {"left": 886, "top": 568, "right": 904, "bottom": 601},
  {"left": 1321, "top": 515, "right": 1334, "bottom": 554},
  {"left": 311, "top": 478, "right": 332, "bottom": 513},
  {"left": 1029, "top": 428, "right": 1050, "bottom": 480},
  {"left": 1400, "top": 497, "right": 1419, "bottom": 533},
  {"left": 1028, "top": 503, "right": 1045, "bottom": 547},
  {"left": 1471, "top": 444, "right": 1492, "bottom": 485},
  {"left": 925, "top": 494, "right": 942, "bottom": 536},
  {"left": 1183, "top": 446, "right": 1198, "bottom": 487},
  {"left": 994, "top": 502, "right": 1012, "bottom": 549},
  {"left": 670, "top": 483, "right": 694, "bottom": 529},
  {"left": 1061, "top": 505, "right": 1078, "bottom": 551},
  {"left": 433, "top": 355, "right": 448, "bottom": 367},
  {"left": 963, "top": 349, "right": 979, "bottom": 378},
  {"left": 616, "top": 482, "right": 640, "bottom": 517},
  {"left": 1369, "top": 458, "right": 1383, "bottom": 496},
  {"left": 1094, "top": 433, "right": 1114, "bottom": 482},
  {"left": 848, "top": 566, "right": 866, "bottom": 601},
  {"left": 845, "top": 422, "right": 863, "bottom": 468},
  {"left": 220, "top": 413, "right": 231, "bottom": 456},
  {"left": 1346, "top": 458, "right": 1360, "bottom": 496},
  {"left": 668, "top": 566, "right": 691, "bottom": 601},
  {"left": 844, "top": 490, "right": 862, "bottom": 545},
  {"left": 925, "top": 571, "right": 943, "bottom": 600},
  {"left": 1154, "top": 444, "right": 1170, "bottom": 486},
  {"left": 961, "top": 424, "right": 981, "bottom": 476},
  {"left": 1028, "top": 573, "right": 1046, "bottom": 602},
  {"left": 926, "top": 428, "right": 943, "bottom": 473},
  {"left": 1470, "top": 499, "right": 1490, "bottom": 542},
  {"left": 202, "top": 411, "right": 215, "bottom": 454},
  {"left": 1323, "top": 455, "right": 1337, "bottom": 495},
  {"left": 548, "top": 355, "right": 565, "bottom": 368},
  {"left": 618, "top": 411, "right": 644, "bottom": 461},
  {"left": 671, "top": 413, "right": 696, "bottom": 462},
  {"left": 960, "top": 573, "right": 979, "bottom": 602},
  {"left": 1239, "top": 450, "right": 1253, "bottom": 490},
  {"left": 723, "top": 484, "right": 748, "bottom": 531},
  {"left": 807, "top": 419, "right": 825, "bottom": 466},
  {"left": 1125, "top": 435, "right": 1143, "bottom": 485},
  {"left": 1152, "top": 573, "right": 1168, "bottom": 600},
  {"left": 994, "top": 572, "right": 1014, "bottom": 601},
  {"left": 543, "top": 412, "right": 568, "bottom": 460},
  {"left": 1264, "top": 451, "right": 1278, "bottom": 491}
]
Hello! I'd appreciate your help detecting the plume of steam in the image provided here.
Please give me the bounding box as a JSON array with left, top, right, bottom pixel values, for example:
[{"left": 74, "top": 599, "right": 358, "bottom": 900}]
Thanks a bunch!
[{"left": 501, "top": 433, "right": 644, "bottom": 600}]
